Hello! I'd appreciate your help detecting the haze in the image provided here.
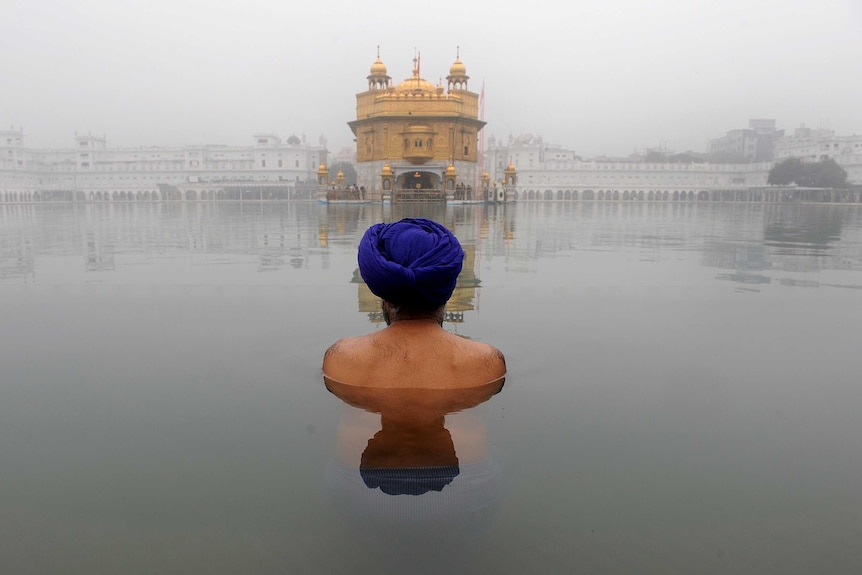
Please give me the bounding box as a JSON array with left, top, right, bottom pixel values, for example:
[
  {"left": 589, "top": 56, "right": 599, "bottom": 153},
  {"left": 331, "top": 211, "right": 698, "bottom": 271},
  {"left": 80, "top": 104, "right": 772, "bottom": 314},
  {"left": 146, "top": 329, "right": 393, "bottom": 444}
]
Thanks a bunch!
[{"left": 3, "top": 0, "right": 861, "bottom": 157}]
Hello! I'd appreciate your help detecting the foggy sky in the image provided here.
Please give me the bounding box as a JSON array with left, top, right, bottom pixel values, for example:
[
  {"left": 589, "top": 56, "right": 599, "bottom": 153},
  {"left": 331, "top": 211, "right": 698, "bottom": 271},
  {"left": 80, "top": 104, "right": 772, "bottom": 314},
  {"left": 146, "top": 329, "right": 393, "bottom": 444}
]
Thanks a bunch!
[{"left": 3, "top": 0, "right": 861, "bottom": 158}]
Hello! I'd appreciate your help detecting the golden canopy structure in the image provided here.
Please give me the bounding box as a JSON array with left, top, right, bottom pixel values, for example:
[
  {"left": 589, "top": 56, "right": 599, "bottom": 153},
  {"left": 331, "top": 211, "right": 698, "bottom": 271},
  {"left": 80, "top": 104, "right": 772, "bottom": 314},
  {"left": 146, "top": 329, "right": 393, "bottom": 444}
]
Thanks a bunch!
[{"left": 348, "top": 48, "right": 486, "bottom": 202}]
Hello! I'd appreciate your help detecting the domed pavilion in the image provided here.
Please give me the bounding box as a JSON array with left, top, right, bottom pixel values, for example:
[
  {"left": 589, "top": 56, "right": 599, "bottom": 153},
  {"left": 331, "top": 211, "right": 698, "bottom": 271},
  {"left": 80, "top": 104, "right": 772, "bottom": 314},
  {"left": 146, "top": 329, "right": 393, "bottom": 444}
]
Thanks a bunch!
[{"left": 347, "top": 48, "right": 486, "bottom": 202}]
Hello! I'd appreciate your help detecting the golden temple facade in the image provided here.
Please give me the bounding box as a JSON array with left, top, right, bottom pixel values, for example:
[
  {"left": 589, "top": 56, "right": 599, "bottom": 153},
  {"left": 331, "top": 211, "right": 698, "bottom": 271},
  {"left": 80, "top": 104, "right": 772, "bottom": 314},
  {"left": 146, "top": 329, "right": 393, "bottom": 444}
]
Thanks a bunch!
[{"left": 347, "top": 49, "right": 486, "bottom": 202}]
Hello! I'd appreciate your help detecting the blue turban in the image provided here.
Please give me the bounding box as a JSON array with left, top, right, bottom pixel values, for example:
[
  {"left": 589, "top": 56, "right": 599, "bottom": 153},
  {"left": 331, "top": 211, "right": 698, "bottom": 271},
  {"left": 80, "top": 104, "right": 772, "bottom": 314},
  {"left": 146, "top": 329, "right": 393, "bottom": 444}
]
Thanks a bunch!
[{"left": 358, "top": 218, "right": 464, "bottom": 309}]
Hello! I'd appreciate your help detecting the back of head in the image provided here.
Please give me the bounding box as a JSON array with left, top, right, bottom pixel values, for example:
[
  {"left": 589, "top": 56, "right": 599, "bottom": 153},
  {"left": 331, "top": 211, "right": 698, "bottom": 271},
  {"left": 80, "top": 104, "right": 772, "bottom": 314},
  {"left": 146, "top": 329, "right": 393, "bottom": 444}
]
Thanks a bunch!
[{"left": 358, "top": 218, "right": 464, "bottom": 310}]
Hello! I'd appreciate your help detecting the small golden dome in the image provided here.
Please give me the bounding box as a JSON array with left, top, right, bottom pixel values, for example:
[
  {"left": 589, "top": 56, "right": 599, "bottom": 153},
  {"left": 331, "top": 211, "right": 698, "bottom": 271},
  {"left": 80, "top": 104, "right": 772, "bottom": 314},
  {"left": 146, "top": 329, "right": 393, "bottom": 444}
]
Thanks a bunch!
[
  {"left": 318, "top": 162, "right": 328, "bottom": 173},
  {"left": 446, "top": 164, "right": 457, "bottom": 176},
  {"left": 506, "top": 162, "right": 516, "bottom": 172},
  {"left": 449, "top": 57, "right": 467, "bottom": 76},
  {"left": 370, "top": 57, "right": 387, "bottom": 76},
  {"left": 381, "top": 163, "right": 393, "bottom": 176}
]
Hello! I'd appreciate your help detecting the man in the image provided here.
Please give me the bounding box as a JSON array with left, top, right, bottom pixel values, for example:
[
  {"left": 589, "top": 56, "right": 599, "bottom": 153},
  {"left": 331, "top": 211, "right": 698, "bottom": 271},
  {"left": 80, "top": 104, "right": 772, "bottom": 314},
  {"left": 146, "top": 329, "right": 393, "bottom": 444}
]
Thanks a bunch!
[{"left": 323, "top": 218, "right": 506, "bottom": 388}]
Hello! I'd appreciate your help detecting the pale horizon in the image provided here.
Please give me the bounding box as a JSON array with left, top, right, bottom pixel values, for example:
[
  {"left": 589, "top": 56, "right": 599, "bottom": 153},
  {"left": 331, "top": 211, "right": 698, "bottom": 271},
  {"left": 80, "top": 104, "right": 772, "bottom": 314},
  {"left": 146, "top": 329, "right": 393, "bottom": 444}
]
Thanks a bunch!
[{"left": 3, "top": 0, "right": 861, "bottom": 158}]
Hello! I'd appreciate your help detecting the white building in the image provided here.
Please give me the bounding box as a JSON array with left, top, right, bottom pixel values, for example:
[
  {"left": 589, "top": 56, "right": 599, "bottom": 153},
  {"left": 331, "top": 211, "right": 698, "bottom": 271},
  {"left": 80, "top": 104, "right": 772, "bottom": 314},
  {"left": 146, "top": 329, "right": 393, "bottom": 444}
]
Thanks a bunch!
[
  {"left": 0, "top": 128, "right": 327, "bottom": 201},
  {"left": 485, "top": 135, "right": 774, "bottom": 201},
  {"left": 708, "top": 119, "right": 783, "bottom": 162},
  {"left": 484, "top": 128, "right": 862, "bottom": 201}
]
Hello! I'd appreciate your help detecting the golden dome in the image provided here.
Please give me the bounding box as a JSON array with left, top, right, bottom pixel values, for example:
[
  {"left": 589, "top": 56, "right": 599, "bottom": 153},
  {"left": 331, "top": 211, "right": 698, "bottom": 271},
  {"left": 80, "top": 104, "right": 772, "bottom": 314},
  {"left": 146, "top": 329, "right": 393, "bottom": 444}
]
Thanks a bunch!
[
  {"left": 445, "top": 164, "right": 457, "bottom": 176},
  {"left": 317, "top": 162, "right": 328, "bottom": 173},
  {"left": 449, "top": 57, "right": 466, "bottom": 76},
  {"left": 506, "top": 162, "right": 516, "bottom": 172},
  {"left": 394, "top": 74, "right": 436, "bottom": 93},
  {"left": 370, "top": 56, "right": 387, "bottom": 76},
  {"left": 381, "top": 163, "right": 393, "bottom": 176}
]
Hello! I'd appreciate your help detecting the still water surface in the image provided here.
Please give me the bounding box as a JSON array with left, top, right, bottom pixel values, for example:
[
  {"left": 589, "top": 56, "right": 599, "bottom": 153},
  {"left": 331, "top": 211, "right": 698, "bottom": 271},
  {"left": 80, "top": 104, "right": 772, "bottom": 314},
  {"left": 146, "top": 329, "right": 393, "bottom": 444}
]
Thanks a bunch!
[{"left": 1, "top": 201, "right": 861, "bottom": 574}]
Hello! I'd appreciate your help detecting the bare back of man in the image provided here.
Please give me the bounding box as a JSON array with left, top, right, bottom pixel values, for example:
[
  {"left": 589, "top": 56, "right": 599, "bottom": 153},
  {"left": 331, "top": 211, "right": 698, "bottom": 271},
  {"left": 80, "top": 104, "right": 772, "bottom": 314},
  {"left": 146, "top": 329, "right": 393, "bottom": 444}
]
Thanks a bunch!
[{"left": 323, "top": 318, "right": 506, "bottom": 389}]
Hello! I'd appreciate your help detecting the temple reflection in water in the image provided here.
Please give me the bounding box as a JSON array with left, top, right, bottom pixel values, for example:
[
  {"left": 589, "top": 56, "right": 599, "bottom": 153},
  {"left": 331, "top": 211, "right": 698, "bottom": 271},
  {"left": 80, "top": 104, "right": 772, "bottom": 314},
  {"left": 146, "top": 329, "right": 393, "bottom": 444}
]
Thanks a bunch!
[
  {"left": 3, "top": 201, "right": 861, "bottom": 294},
  {"left": 351, "top": 242, "right": 480, "bottom": 324}
]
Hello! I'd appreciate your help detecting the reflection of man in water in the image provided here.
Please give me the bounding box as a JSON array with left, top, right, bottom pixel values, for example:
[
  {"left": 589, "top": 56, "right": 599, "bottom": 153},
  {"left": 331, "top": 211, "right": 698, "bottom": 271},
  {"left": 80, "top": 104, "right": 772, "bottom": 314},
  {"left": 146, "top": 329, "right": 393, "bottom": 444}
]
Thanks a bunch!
[
  {"left": 323, "top": 217, "right": 506, "bottom": 388},
  {"left": 326, "top": 378, "right": 503, "bottom": 497},
  {"left": 360, "top": 409, "right": 458, "bottom": 495},
  {"left": 324, "top": 377, "right": 505, "bottom": 556}
]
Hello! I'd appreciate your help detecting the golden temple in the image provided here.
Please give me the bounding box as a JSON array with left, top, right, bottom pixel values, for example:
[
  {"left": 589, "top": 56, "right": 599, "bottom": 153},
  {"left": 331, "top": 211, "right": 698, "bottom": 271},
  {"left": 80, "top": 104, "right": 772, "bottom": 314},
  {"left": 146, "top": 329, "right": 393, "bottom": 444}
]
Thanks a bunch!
[{"left": 319, "top": 48, "right": 518, "bottom": 203}]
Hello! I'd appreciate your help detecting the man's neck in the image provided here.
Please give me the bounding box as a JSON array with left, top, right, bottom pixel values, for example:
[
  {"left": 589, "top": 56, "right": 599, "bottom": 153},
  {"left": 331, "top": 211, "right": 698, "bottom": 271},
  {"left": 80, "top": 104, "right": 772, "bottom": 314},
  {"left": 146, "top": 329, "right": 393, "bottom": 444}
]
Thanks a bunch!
[{"left": 387, "top": 317, "right": 443, "bottom": 327}]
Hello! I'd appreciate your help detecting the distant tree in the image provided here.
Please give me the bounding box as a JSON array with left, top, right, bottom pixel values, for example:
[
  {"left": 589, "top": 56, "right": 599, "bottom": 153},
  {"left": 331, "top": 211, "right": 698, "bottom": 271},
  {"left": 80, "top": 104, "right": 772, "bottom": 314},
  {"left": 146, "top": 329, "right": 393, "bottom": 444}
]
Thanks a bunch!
[
  {"left": 768, "top": 157, "right": 847, "bottom": 188},
  {"left": 644, "top": 150, "right": 667, "bottom": 163},
  {"left": 767, "top": 157, "right": 804, "bottom": 185},
  {"left": 328, "top": 161, "right": 357, "bottom": 185},
  {"left": 668, "top": 152, "right": 706, "bottom": 164},
  {"left": 807, "top": 158, "right": 848, "bottom": 188}
]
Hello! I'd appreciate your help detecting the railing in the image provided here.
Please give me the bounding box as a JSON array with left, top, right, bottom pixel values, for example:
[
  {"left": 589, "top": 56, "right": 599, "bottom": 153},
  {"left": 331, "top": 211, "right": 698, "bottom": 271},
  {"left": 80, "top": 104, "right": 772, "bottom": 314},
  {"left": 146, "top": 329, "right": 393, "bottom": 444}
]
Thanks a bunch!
[
  {"left": 392, "top": 188, "right": 445, "bottom": 203},
  {"left": 326, "top": 189, "right": 367, "bottom": 201}
]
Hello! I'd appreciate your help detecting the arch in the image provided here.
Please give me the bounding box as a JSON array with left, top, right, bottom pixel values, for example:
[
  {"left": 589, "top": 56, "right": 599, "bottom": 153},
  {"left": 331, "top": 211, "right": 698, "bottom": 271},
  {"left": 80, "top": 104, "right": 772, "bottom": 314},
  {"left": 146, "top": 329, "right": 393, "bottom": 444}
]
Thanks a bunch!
[
  {"left": 544, "top": 190, "right": 554, "bottom": 201},
  {"left": 556, "top": 190, "right": 564, "bottom": 201},
  {"left": 395, "top": 170, "right": 440, "bottom": 191},
  {"left": 697, "top": 190, "right": 709, "bottom": 201},
  {"left": 673, "top": 191, "right": 680, "bottom": 201},
  {"left": 612, "top": 190, "right": 620, "bottom": 201},
  {"left": 637, "top": 190, "right": 644, "bottom": 200},
  {"left": 186, "top": 190, "right": 197, "bottom": 201}
]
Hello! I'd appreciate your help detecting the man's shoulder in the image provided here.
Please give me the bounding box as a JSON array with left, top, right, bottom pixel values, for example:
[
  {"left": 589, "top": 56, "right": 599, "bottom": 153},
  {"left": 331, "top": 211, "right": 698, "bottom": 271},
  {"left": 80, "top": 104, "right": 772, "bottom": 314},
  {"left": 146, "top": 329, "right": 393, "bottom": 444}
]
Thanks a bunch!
[
  {"left": 323, "top": 335, "right": 369, "bottom": 362},
  {"left": 453, "top": 333, "right": 505, "bottom": 356},
  {"left": 322, "top": 335, "right": 378, "bottom": 380},
  {"left": 450, "top": 335, "right": 507, "bottom": 378}
]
